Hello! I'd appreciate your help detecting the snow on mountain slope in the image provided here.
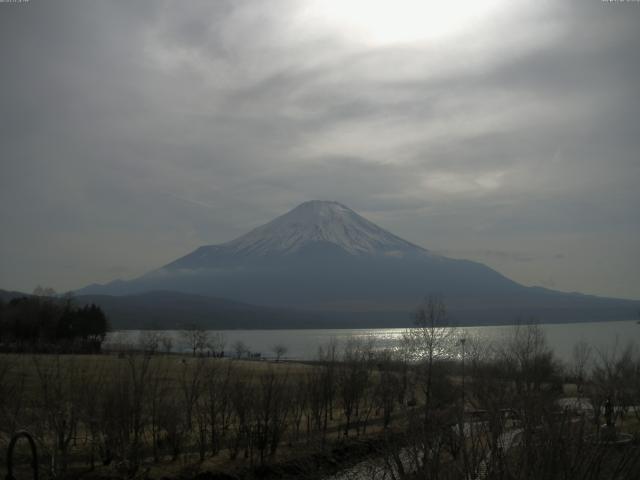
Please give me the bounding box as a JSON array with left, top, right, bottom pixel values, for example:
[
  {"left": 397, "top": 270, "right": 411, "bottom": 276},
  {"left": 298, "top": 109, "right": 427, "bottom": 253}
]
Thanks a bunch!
[
  {"left": 205, "top": 200, "right": 427, "bottom": 258},
  {"left": 72, "top": 200, "right": 640, "bottom": 327}
]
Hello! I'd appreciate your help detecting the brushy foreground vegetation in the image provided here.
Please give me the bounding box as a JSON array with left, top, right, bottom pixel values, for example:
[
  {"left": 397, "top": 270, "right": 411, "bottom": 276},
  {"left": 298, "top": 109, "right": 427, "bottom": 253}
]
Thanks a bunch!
[{"left": 1, "top": 299, "right": 640, "bottom": 480}]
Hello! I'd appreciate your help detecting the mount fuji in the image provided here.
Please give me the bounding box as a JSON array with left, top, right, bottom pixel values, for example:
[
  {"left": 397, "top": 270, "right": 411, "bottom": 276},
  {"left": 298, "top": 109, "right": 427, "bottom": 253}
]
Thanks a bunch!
[{"left": 76, "top": 201, "right": 639, "bottom": 327}]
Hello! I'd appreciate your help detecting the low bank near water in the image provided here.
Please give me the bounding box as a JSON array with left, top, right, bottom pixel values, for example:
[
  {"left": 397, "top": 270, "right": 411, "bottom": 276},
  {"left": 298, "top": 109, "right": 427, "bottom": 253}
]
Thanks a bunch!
[{"left": 107, "top": 319, "right": 640, "bottom": 363}]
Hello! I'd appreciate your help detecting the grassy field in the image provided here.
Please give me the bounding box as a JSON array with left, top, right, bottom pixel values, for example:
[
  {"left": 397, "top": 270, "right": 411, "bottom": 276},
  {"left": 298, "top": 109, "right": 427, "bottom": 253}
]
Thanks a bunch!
[
  {"left": 0, "top": 351, "right": 402, "bottom": 479},
  {"left": 2, "top": 329, "right": 640, "bottom": 480}
]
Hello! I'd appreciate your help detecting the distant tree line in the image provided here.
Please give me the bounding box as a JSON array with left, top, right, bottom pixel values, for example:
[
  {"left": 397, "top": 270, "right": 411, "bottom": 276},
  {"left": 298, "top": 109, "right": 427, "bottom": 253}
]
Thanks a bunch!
[{"left": 0, "top": 289, "right": 109, "bottom": 352}]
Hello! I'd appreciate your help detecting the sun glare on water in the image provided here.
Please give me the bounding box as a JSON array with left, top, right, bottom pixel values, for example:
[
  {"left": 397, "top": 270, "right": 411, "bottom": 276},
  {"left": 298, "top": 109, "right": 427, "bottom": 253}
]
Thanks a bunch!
[{"left": 298, "top": 0, "right": 507, "bottom": 46}]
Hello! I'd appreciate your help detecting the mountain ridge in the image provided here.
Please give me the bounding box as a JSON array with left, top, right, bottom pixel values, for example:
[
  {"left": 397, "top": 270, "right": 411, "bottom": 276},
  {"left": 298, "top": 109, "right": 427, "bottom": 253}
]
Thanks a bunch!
[{"left": 74, "top": 200, "right": 640, "bottom": 326}]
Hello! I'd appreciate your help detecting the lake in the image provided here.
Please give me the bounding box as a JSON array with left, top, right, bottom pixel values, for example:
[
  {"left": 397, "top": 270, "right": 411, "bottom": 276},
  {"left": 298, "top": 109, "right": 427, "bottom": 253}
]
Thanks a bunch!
[{"left": 106, "top": 319, "right": 640, "bottom": 363}]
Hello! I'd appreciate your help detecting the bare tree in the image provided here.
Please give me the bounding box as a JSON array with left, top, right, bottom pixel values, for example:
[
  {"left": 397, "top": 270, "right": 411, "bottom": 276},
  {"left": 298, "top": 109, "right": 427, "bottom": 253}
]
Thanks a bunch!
[
  {"left": 203, "top": 361, "right": 235, "bottom": 456},
  {"left": 0, "top": 355, "right": 26, "bottom": 437},
  {"left": 390, "top": 296, "right": 460, "bottom": 477},
  {"left": 338, "top": 338, "right": 373, "bottom": 437},
  {"left": 160, "top": 333, "right": 173, "bottom": 354},
  {"left": 228, "top": 371, "right": 255, "bottom": 460},
  {"left": 179, "top": 357, "right": 206, "bottom": 431},
  {"left": 402, "top": 295, "right": 455, "bottom": 417},
  {"left": 272, "top": 343, "right": 288, "bottom": 362},
  {"left": 497, "top": 324, "right": 561, "bottom": 475},
  {"left": 137, "top": 330, "right": 161, "bottom": 354},
  {"left": 126, "top": 353, "right": 152, "bottom": 471},
  {"left": 181, "top": 324, "right": 209, "bottom": 356},
  {"left": 79, "top": 361, "right": 107, "bottom": 470},
  {"left": 178, "top": 357, "right": 207, "bottom": 460},
  {"left": 254, "top": 368, "right": 291, "bottom": 464},
  {"left": 233, "top": 340, "right": 248, "bottom": 359},
  {"left": 571, "top": 339, "right": 592, "bottom": 394},
  {"left": 146, "top": 357, "right": 171, "bottom": 463},
  {"left": 588, "top": 340, "right": 636, "bottom": 429},
  {"left": 374, "top": 350, "right": 400, "bottom": 429},
  {"left": 31, "top": 355, "right": 84, "bottom": 475},
  {"left": 207, "top": 331, "right": 226, "bottom": 356},
  {"left": 289, "top": 373, "right": 308, "bottom": 442}
]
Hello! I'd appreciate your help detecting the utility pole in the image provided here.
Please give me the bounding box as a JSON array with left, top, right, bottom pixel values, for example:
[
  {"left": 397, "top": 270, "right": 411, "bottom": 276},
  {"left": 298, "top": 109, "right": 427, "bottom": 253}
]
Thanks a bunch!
[
  {"left": 460, "top": 337, "right": 466, "bottom": 414},
  {"left": 459, "top": 336, "right": 468, "bottom": 478}
]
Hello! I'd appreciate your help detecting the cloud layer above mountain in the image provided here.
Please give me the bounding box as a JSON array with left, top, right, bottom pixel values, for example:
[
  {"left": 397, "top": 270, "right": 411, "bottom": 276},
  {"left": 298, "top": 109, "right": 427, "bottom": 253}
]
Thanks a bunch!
[{"left": 1, "top": 0, "right": 639, "bottom": 299}]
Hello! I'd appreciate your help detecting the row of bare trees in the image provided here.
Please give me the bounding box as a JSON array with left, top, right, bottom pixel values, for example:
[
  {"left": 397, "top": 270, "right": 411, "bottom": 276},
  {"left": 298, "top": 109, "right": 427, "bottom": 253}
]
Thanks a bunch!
[
  {"left": 114, "top": 329, "right": 288, "bottom": 361},
  {"left": 372, "top": 298, "right": 640, "bottom": 480},
  {"left": 1, "top": 299, "right": 639, "bottom": 479},
  {"left": 0, "top": 338, "right": 414, "bottom": 478}
]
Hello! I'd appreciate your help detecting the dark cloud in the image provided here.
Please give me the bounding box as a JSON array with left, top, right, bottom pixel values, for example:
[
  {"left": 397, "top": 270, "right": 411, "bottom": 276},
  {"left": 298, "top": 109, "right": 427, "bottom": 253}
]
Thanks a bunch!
[{"left": 0, "top": 0, "right": 638, "bottom": 299}]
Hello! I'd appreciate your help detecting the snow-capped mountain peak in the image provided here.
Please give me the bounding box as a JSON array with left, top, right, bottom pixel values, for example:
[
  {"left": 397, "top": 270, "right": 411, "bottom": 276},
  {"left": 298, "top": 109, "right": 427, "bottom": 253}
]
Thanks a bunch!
[{"left": 220, "top": 200, "right": 426, "bottom": 257}]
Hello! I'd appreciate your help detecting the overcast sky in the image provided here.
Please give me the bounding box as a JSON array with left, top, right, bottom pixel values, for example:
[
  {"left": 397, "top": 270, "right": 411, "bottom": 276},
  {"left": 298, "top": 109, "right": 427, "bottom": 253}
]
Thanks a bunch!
[{"left": 1, "top": 0, "right": 639, "bottom": 299}]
